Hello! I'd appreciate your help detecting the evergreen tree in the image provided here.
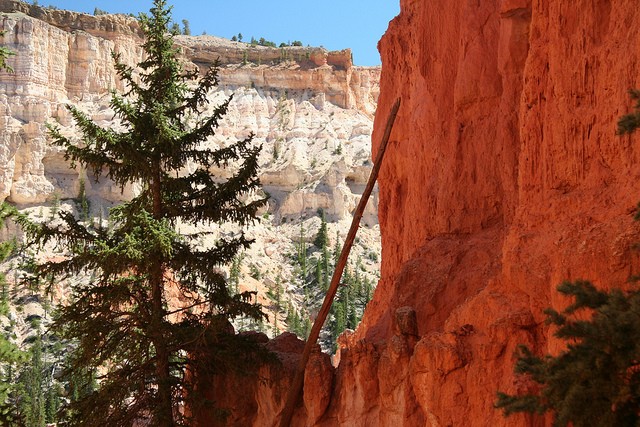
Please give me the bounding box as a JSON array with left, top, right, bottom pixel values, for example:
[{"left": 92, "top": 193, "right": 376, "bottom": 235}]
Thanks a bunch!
[
  {"left": 332, "top": 230, "right": 341, "bottom": 268},
  {"left": 332, "top": 297, "right": 346, "bottom": 351},
  {"left": 181, "top": 19, "right": 191, "bottom": 35},
  {"left": 0, "top": 204, "right": 15, "bottom": 316},
  {"left": 313, "top": 211, "right": 330, "bottom": 292},
  {"left": 76, "top": 176, "right": 90, "bottom": 222},
  {"left": 18, "top": 334, "right": 46, "bottom": 427},
  {"left": 0, "top": 334, "right": 24, "bottom": 425},
  {"left": 302, "top": 317, "right": 311, "bottom": 339},
  {"left": 313, "top": 210, "right": 328, "bottom": 249},
  {"left": 496, "top": 280, "right": 640, "bottom": 426},
  {"left": 15, "top": 1, "right": 267, "bottom": 425},
  {"left": 45, "top": 382, "right": 62, "bottom": 424},
  {"left": 228, "top": 253, "right": 243, "bottom": 295},
  {"left": 320, "top": 233, "right": 330, "bottom": 292},
  {"left": 297, "top": 219, "right": 307, "bottom": 283},
  {"left": 314, "top": 258, "right": 323, "bottom": 290},
  {"left": 0, "top": 204, "right": 24, "bottom": 425},
  {"left": 0, "top": 31, "right": 16, "bottom": 72},
  {"left": 618, "top": 89, "right": 640, "bottom": 135}
]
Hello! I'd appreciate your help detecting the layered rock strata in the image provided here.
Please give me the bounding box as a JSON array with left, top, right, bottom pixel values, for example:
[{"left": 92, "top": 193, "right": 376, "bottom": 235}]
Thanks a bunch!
[{"left": 0, "top": 0, "right": 380, "bottom": 224}]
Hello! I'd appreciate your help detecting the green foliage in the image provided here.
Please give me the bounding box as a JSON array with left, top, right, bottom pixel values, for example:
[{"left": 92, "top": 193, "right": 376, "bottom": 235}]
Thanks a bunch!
[
  {"left": 618, "top": 89, "right": 640, "bottom": 135},
  {"left": 18, "top": 334, "right": 46, "bottom": 427},
  {"left": 0, "top": 334, "right": 68, "bottom": 427},
  {"left": 0, "top": 335, "right": 26, "bottom": 425},
  {"left": 0, "top": 275, "right": 8, "bottom": 317},
  {"left": 229, "top": 254, "right": 243, "bottom": 294},
  {"left": 15, "top": 1, "right": 268, "bottom": 425},
  {"left": 48, "top": 192, "right": 61, "bottom": 220},
  {"left": 313, "top": 210, "right": 328, "bottom": 249},
  {"left": 93, "top": 7, "right": 108, "bottom": 16},
  {"left": 45, "top": 382, "right": 63, "bottom": 424},
  {"left": 249, "top": 263, "right": 261, "bottom": 280},
  {"left": 0, "top": 31, "right": 16, "bottom": 73},
  {"left": 0, "top": 203, "right": 16, "bottom": 316},
  {"left": 76, "top": 176, "right": 90, "bottom": 222},
  {"left": 496, "top": 280, "right": 640, "bottom": 426},
  {"left": 315, "top": 214, "right": 331, "bottom": 293},
  {"left": 296, "top": 220, "right": 307, "bottom": 280},
  {"left": 258, "top": 37, "right": 276, "bottom": 48},
  {"left": 181, "top": 19, "right": 191, "bottom": 35},
  {"left": 247, "top": 36, "right": 286, "bottom": 48}
]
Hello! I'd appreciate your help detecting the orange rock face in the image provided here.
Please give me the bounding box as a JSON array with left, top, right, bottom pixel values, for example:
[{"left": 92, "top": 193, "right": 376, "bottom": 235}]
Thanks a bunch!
[
  {"left": 363, "top": 0, "right": 640, "bottom": 425},
  {"left": 199, "top": 1, "right": 640, "bottom": 426}
]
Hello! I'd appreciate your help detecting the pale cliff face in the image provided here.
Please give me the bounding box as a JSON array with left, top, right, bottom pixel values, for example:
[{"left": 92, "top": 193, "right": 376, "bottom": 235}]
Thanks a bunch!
[
  {"left": 0, "top": 2, "right": 380, "bottom": 225},
  {"left": 0, "top": 1, "right": 383, "bottom": 356}
]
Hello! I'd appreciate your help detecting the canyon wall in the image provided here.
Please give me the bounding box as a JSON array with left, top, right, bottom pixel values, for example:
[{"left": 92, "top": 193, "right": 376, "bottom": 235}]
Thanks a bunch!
[
  {"left": 205, "top": 0, "right": 640, "bottom": 426},
  {"left": 0, "top": 0, "right": 379, "bottom": 223},
  {"left": 357, "top": 0, "right": 640, "bottom": 425}
]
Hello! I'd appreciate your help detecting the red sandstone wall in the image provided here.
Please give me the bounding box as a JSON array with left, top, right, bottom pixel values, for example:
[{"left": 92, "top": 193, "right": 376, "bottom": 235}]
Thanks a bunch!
[
  {"left": 201, "top": 1, "right": 640, "bottom": 425},
  {"left": 358, "top": 0, "right": 640, "bottom": 425}
]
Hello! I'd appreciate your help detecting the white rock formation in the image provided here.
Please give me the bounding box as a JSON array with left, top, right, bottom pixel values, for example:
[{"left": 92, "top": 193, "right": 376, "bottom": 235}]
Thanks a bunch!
[
  {"left": 0, "top": 1, "right": 382, "bottom": 338},
  {"left": 0, "top": 1, "right": 380, "bottom": 226}
]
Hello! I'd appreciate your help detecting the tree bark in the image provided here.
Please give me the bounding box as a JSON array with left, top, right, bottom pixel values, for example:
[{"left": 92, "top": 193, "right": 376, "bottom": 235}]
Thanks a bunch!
[
  {"left": 151, "top": 163, "right": 174, "bottom": 427},
  {"left": 278, "top": 98, "right": 401, "bottom": 427}
]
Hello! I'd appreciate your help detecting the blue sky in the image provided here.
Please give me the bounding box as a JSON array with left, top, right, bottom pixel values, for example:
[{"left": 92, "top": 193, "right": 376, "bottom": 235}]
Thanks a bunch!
[{"left": 42, "top": 1, "right": 400, "bottom": 66}]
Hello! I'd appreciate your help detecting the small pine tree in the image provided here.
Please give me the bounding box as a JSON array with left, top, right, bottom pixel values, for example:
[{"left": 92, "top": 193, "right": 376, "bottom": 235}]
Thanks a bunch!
[
  {"left": 45, "top": 382, "right": 62, "bottom": 424},
  {"left": 18, "top": 334, "right": 46, "bottom": 427},
  {"left": 313, "top": 210, "right": 328, "bottom": 249},
  {"left": 76, "top": 176, "right": 90, "bottom": 222},
  {"left": 617, "top": 89, "right": 640, "bottom": 135},
  {"left": 0, "top": 204, "right": 15, "bottom": 315},
  {"left": 0, "top": 334, "right": 25, "bottom": 424},
  {"left": 297, "top": 219, "right": 308, "bottom": 285},
  {"left": 49, "top": 192, "right": 60, "bottom": 220},
  {"left": 0, "top": 31, "right": 16, "bottom": 72},
  {"left": 181, "top": 19, "right": 191, "bottom": 35},
  {"left": 229, "top": 254, "right": 243, "bottom": 295}
]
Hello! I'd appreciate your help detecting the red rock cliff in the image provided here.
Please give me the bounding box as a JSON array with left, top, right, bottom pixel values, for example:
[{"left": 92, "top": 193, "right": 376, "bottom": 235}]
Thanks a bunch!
[
  {"left": 199, "top": 1, "right": 640, "bottom": 425},
  {"left": 361, "top": 0, "right": 640, "bottom": 425}
]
